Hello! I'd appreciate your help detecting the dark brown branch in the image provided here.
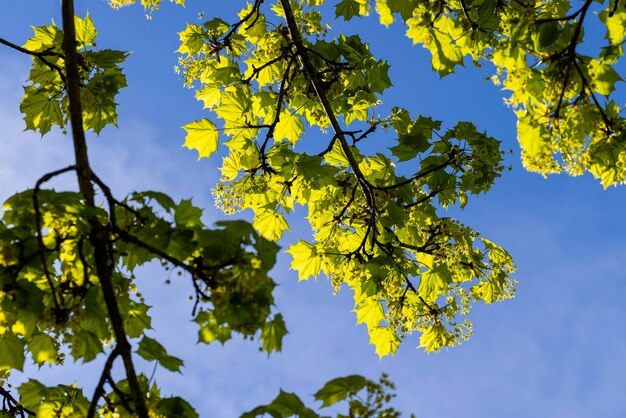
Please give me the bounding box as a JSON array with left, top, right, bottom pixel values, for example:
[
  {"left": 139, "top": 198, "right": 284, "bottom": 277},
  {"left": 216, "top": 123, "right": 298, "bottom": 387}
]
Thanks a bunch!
[
  {"left": 257, "top": 55, "right": 296, "bottom": 172},
  {"left": 60, "top": 1, "right": 148, "bottom": 416},
  {"left": 0, "top": 386, "right": 36, "bottom": 417},
  {"left": 336, "top": 183, "right": 359, "bottom": 221},
  {"left": 278, "top": 0, "right": 370, "bottom": 186},
  {"left": 90, "top": 170, "right": 218, "bottom": 310},
  {"left": 317, "top": 133, "right": 340, "bottom": 156},
  {"left": 87, "top": 347, "right": 120, "bottom": 418},
  {"left": 89, "top": 170, "right": 148, "bottom": 226},
  {"left": 106, "top": 377, "right": 134, "bottom": 414},
  {"left": 396, "top": 239, "right": 435, "bottom": 254},
  {"left": 458, "top": 0, "right": 489, "bottom": 33},
  {"left": 350, "top": 124, "right": 377, "bottom": 146},
  {"left": 372, "top": 152, "right": 457, "bottom": 191},
  {"left": 609, "top": 0, "right": 621, "bottom": 17},
  {"left": 76, "top": 238, "right": 91, "bottom": 291},
  {"left": 212, "top": 0, "right": 264, "bottom": 54},
  {"left": 112, "top": 226, "right": 215, "bottom": 288},
  {"left": 243, "top": 53, "right": 286, "bottom": 84},
  {"left": 535, "top": 0, "right": 593, "bottom": 23},
  {"left": 554, "top": 60, "right": 573, "bottom": 119},
  {"left": 551, "top": 0, "right": 594, "bottom": 122},
  {"left": 279, "top": 0, "right": 379, "bottom": 256},
  {"left": 403, "top": 187, "right": 443, "bottom": 209},
  {"left": 572, "top": 61, "right": 613, "bottom": 129}
]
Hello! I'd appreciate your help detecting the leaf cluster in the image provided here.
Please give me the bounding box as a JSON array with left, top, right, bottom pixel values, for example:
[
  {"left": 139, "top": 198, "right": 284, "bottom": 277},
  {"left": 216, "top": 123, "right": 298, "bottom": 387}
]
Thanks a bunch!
[
  {"left": 177, "top": 0, "right": 516, "bottom": 356},
  {"left": 20, "top": 15, "right": 128, "bottom": 135},
  {"left": 242, "top": 374, "right": 412, "bottom": 418},
  {"left": 338, "top": 0, "right": 626, "bottom": 187},
  {"left": 1, "top": 13, "right": 284, "bottom": 417}
]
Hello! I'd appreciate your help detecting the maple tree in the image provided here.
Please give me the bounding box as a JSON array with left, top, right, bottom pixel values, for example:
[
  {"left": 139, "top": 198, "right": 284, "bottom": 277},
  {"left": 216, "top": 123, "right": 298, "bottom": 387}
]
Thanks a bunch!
[{"left": 0, "top": 0, "right": 624, "bottom": 416}]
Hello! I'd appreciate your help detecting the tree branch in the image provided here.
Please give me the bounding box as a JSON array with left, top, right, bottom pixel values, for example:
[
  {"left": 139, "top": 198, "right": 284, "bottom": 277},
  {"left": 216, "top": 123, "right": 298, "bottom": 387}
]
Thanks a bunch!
[
  {"left": 60, "top": 1, "right": 148, "bottom": 416},
  {"left": 279, "top": 0, "right": 380, "bottom": 255},
  {"left": 0, "top": 386, "right": 36, "bottom": 417},
  {"left": 0, "top": 36, "right": 66, "bottom": 83},
  {"left": 87, "top": 347, "right": 120, "bottom": 418},
  {"left": 32, "top": 165, "right": 78, "bottom": 317},
  {"left": 278, "top": 0, "right": 370, "bottom": 187}
]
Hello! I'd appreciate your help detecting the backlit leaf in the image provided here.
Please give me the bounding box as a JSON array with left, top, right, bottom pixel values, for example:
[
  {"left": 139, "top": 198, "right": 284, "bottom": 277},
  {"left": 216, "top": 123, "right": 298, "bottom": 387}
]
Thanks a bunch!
[{"left": 183, "top": 119, "right": 220, "bottom": 159}]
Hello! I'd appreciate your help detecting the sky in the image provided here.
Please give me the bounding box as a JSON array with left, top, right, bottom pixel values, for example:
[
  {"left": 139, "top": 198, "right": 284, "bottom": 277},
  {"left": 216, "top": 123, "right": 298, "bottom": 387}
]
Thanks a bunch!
[{"left": 1, "top": 1, "right": 626, "bottom": 417}]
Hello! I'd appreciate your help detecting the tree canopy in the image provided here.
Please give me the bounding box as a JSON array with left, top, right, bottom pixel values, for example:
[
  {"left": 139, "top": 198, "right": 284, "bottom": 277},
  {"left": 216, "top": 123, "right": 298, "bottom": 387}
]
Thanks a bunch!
[{"left": 0, "top": 0, "right": 624, "bottom": 416}]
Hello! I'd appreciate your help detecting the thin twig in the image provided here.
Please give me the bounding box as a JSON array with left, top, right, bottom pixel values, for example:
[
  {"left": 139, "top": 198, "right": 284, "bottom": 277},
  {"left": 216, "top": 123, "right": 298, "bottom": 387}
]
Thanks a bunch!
[
  {"left": 0, "top": 37, "right": 66, "bottom": 83},
  {"left": 372, "top": 153, "right": 457, "bottom": 191},
  {"left": 33, "top": 165, "right": 77, "bottom": 316}
]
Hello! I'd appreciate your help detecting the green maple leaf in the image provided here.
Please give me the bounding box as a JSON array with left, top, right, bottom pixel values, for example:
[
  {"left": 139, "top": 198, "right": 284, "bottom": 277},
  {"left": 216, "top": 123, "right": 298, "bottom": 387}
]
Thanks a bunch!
[
  {"left": 274, "top": 111, "right": 304, "bottom": 144},
  {"left": 369, "top": 326, "right": 399, "bottom": 357},
  {"left": 74, "top": 14, "right": 97, "bottom": 47},
  {"left": 195, "top": 311, "right": 232, "bottom": 345},
  {"left": 196, "top": 84, "right": 222, "bottom": 109},
  {"left": 137, "top": 336, "right": 184, "bottom": 372},
  {"left": 471, "top": 280, "right": 500, "bottom": 304},
  {"left": 20, "top": 86, "right": 63, "bottom": 135},
  {"left": 214, "top": 88, "right": 251, "bottom": 126},
  {"left": 335, "top": 0, "right": 361, "bottom": 20},
  {"left": 241, "top": 391, "right": 318, "bottom": 418},
  {"left": 376, "top": 0, "right": 394, "bottom": 26},
  {"left": 158, "top": 397, "right": 199, "bottom": 418},
  {"left": 175, "top": 199, "right": 203, "bottom": 227},
  {"left": 0, "top": 335, "right": 25, "bottom": 371},
  {"left": 588, "top": 60, "right": 622, "bottom": 96},
  {"left": 23, "top": 24, "right": 60, "bottom": 51},
  {"left": 183, "top": 118, "right": 220, "bottom": 159},
  {"left": 419, "top": 324, "right": 453, "bottom": 352},
  {"left": 82, "top": 70, "right": 127, "bottom": 133},
  {"left": 260, "top": 314, "right": 288, "bottom": 354},
  {"left": 70, "top": 331, "right": 103, "bottom": 362},
  {"left": 386, "top": 0, "right": 419, "bottom": 21},
  {"left": 314, "top": 375, "right": 368, "bottom": 407},
  {"left": 599, "top": 9, "right": 626, "bottom": 45},
  {"left": 354, "top": 297, "right": 384, "bottom": 330},
  {"left": 28, "top": 333, "right": 57, "bottom": 365},
  {"left": 177, "top": 23, "right": 207, "bottom": 56},
  {"left": 286, "top": 240, "right": 323, "bottom": 281},
  {"left": 253, "top": 208, "right": 290, "bottom": 241}
]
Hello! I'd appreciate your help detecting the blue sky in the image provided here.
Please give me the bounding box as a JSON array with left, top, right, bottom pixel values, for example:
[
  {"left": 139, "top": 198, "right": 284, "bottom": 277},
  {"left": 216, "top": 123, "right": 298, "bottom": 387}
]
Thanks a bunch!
[{"left": 1, "top": 1, "right": 626, "bottom": 417}]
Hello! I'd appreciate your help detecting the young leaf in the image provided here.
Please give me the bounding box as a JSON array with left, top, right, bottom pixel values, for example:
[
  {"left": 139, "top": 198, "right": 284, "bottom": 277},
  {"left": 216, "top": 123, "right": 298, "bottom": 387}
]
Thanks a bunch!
[
  {"left": 0, "top": 335, "right": 25, "bottom": 371},
  {"left": 195, "top": 311, "right": 232, "bottom": 345},
  {"left": 286, "top": 240, "right": 322, "bottom": 281},
  {"left": 260, "top": 314, "right": 288, "bottom": 354},
  {"left": 335, "top": 0, "right": 362, "bottom": 21},
  {"left": 253, "top": 208, "right": 290, "bottom": 241},
  {"left": 354, "top": 297, "right": 384, "bottom": 330},
  {"left": 183, "top": 118, "right": 220, "bottom": 159},
  {"left": 27, "top": 333, "right": 57, "bottom": 365},
  {"left": 369, "top": 326, "right": 399, "bottom": 357},
  {"left": 136, "top": 336, "right": 184, "bottom": 372},
  {"left": 314, "top": 375, "right": 368, "bottom": 407},
  {"left": 241, "top": 390, "right": 318, "bottom": 418},
  {"left": 174, "top": 199, "right": 203, "bottom": 227},
  {"left": 158, "top": 397, "right": 200, "bottom": 418}
]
